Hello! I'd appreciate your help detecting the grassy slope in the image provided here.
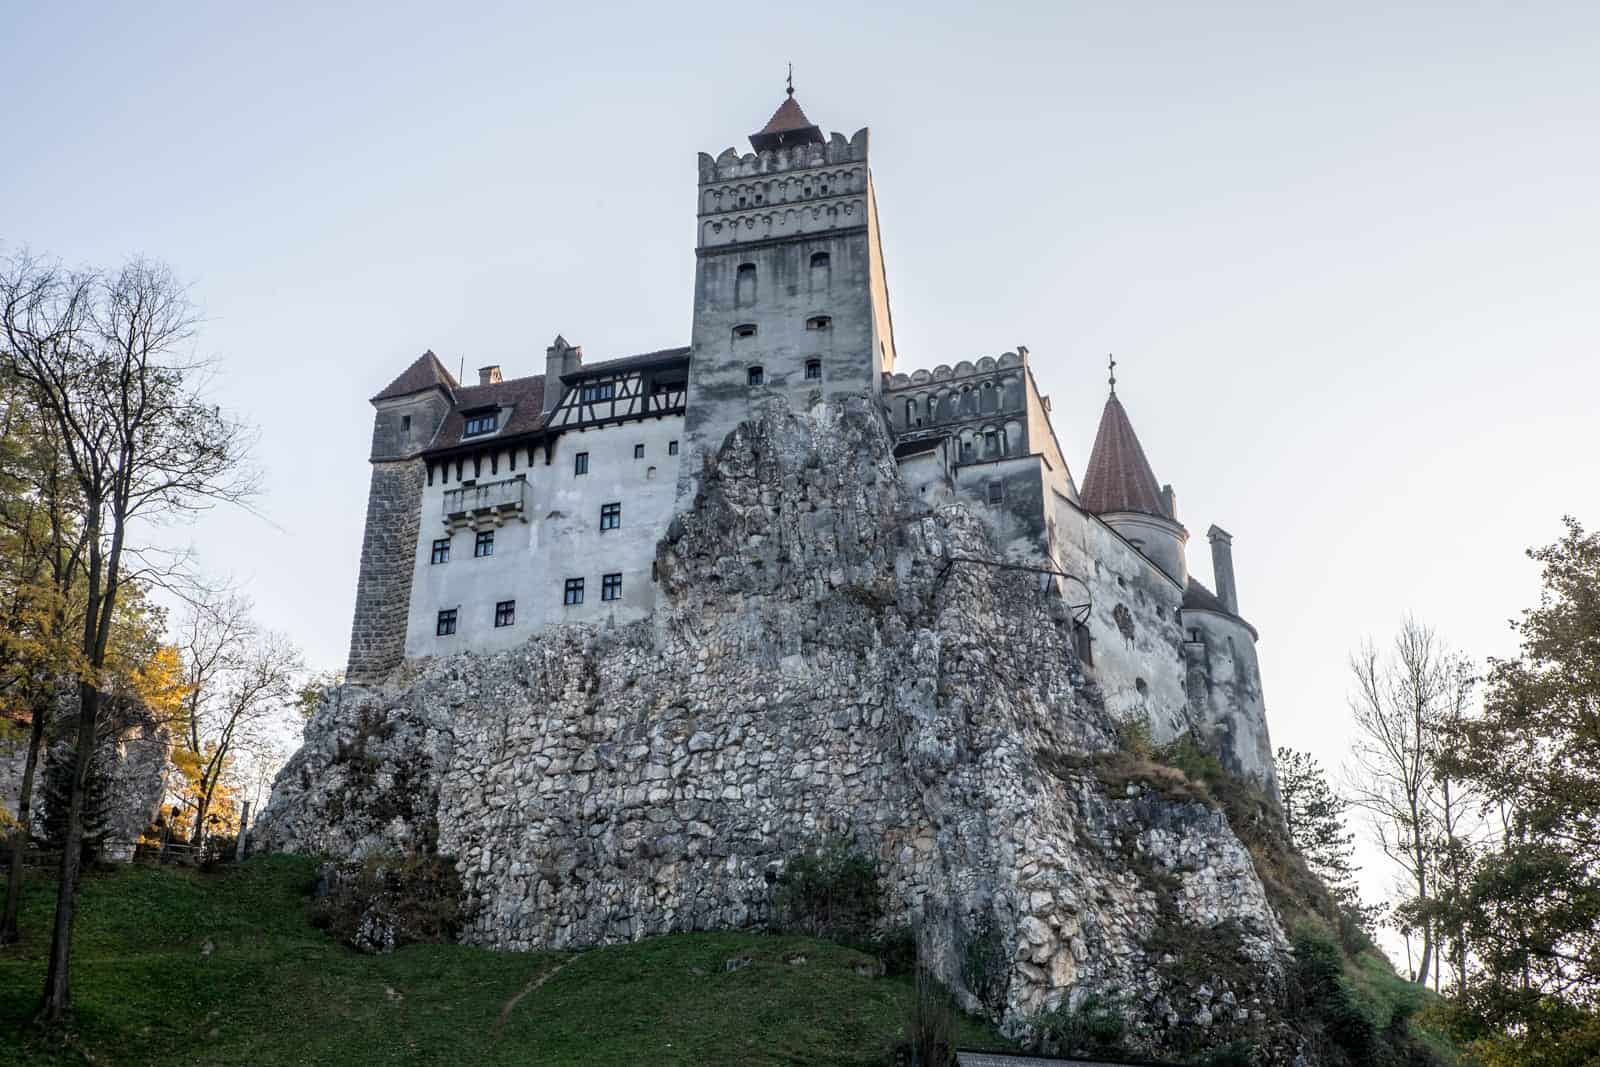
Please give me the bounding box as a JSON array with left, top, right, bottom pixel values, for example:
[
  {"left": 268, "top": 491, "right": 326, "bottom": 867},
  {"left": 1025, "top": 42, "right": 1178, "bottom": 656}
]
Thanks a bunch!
[{"left": 0, "top": 857, "right": 1007, "bottom": 1065}]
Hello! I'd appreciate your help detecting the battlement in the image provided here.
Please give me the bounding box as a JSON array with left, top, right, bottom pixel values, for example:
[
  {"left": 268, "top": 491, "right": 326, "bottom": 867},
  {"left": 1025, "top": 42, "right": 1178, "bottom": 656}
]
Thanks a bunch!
[
  {"left": 696, "top": 128, "right": 869, "bottom": 184},
  {"left": 885, "top": 350, "right": 1028, "bottom": 390}
]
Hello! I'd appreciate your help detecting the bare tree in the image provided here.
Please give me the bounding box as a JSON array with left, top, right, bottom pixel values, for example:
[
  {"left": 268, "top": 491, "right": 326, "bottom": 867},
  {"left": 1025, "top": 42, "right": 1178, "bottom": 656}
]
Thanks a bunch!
[
  {"left": 172, "top": 592, "right": 302, "bottom": 845},
  {"left": 1344, "top": 616, "right": 1453, "bottom": 987},
  {"left": 0, "top": 251, "right": 256, "bottom": 1022}
]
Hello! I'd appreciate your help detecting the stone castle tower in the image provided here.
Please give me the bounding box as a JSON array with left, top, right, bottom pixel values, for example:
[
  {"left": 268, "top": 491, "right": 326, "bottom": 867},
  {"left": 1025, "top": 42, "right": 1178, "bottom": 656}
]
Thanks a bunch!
[{"left": 678, "top": 86, "right": 898, "bottom": 500}]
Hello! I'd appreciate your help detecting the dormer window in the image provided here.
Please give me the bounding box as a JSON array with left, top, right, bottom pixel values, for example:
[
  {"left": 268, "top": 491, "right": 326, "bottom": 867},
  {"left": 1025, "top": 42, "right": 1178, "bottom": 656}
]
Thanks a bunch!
[
  {"left": 463, "top": 411, "right": 498, "bottom": 437},
  {"left": 579, "top": 382, "right": 614, "bottom": 403}
]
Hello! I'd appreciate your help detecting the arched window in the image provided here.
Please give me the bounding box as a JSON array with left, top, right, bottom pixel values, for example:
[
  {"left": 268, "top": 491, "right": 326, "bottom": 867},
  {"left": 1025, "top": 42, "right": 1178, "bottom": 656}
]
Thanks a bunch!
[
  {"left": 961, "top": 386, "right": 977, "bottom": 415},
  {"left": 904, "top": 398, "right": 916, "bottom": 425},
  {"left": 736, "top": 263, "right": 757, "bottom": 307},
  {"left": 747, "top": 365, "right": 764, "bottom": 387},
  {"left": 732, "top": 323, "right": 757, "bottom": 341},
  {"left": 979, "top": 381, "right": 997, "bottom": 413},
  {"left": 805, "top": 315, "right": 831, "bottom": 330},
  {"left": 809, "top": 251, "right": 831, "bottom": 293}
]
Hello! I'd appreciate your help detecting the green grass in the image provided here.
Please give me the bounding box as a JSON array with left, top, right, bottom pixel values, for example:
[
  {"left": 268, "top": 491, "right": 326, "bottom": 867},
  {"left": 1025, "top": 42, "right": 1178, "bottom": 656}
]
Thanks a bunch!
[{"left": 0, "top": 857, "right": 1008, "bottom": 1065}]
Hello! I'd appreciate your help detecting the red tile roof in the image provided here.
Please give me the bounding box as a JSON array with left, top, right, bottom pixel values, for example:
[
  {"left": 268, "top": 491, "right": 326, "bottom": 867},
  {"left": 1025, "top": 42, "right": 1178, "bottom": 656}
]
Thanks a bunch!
[
  {"left": 750, "top": 93, "right": 825, "bottom": 151},
  {"left": 1078, "top": 393, "right": 1168, "bottom": 518},
  {"left": 372, "top": 350, "right": 458, "bottom": 402},
  {"left": 428, "top": 374, "right": 546, "bottom": 451}
]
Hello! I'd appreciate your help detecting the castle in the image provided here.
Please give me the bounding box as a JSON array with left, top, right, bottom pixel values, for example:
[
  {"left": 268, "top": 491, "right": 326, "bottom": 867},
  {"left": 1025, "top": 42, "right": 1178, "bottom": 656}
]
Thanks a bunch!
[{"left": 344, "top": 83, "right": 1276, "bottom": 788}]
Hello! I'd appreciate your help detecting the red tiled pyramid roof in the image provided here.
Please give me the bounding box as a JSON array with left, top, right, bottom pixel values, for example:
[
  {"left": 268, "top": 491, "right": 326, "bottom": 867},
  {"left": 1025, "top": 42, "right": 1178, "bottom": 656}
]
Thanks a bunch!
[
  {"left": 1079, "top": 393, "right": 1168, "bottom": 518},
  {"left": 756, "top": 95, "right": 815, "bottom": 137},
  {"left": 750, "top": 93, "right": 825, "bottom": 151},
  {"left": 372, "top": 350, "right": 458, "bottom": 402}
]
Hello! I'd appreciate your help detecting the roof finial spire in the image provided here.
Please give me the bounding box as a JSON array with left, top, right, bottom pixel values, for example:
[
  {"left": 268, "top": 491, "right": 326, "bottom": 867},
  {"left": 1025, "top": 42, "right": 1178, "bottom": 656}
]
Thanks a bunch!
[
  {"left": 1108, "top": 353, "right": 1117, "bottom": 396},
  {"left": 786, "top": 62, "right": 794, "bottom": 97}
]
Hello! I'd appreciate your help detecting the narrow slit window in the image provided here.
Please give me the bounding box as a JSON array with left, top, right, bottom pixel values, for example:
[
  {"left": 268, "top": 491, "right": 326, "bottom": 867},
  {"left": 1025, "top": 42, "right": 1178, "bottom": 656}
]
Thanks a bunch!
[
  {"left": 574, "top": 451, "right": 589, "bottom": 476},
  {"left": 668, "top": 440, "right": 679, "bottom": 456},
  {"left": 634, "top": 443, "right": 645, "bottom": 459},
  {"left": 735, "top": 263, "right": 757, "bottom": 307},
  {"left": 809, "top": 251, "right": 831, "bottom": 292}
]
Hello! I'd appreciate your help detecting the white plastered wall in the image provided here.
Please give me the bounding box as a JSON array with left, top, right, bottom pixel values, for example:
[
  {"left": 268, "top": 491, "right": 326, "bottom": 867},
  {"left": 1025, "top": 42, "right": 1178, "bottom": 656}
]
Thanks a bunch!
[{"left": 404, "top": 416, "right": 684, "bottom": 658}]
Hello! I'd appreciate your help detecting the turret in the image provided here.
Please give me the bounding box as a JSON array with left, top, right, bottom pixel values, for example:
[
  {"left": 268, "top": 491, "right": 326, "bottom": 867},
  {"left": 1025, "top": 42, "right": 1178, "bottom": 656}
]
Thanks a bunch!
[
  {"left": 1078, "top": 364, "right": 1188, "bottom": 586},
  {"left": 347, "top": 351, "right": 457, "bottom": 682},
  {"left": 677, "top": 75, "right": 898, "bottom": 503}
]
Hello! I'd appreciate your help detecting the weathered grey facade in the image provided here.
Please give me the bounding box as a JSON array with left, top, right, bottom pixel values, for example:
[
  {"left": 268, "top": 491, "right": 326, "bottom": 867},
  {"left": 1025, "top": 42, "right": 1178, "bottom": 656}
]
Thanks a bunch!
[{"left": 341, "top": 83, "right": 1279, "bottom": 790}]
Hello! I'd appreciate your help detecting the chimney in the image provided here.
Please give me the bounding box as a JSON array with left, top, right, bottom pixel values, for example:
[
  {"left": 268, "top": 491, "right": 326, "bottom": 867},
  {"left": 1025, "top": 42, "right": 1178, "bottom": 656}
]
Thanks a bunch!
[
  {"left": 1162, "top": 484, "right": 1179, "bottom": 522},
  {"left": 478, "top": 365, "right": 502, "bottom": 386},
  {"left": 1207, "top": 524, "right": 1238, "bottom": 615},
  {"left": 542, "top": 335, "right": 583, "bottom": 416}
]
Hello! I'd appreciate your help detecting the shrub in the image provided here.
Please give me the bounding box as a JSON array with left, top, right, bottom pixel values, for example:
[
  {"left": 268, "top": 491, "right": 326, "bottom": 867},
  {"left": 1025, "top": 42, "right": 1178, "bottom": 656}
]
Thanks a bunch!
[
  {"left": 309, "top": 851, "right": 466, "bottom": 954},
  {"left": 1030, "top": 992, "right": 1128, "bottom": 1058},
  {"left": 872, "top": 924, "right": 918, "bottom": 977},
  {"left": 770, "top": 837, "right": 882, "bottom": 944}
]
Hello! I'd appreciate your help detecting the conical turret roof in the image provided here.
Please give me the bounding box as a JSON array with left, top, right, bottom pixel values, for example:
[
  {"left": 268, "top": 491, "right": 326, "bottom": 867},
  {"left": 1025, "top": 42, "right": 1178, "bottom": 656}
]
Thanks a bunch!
[{"left": 1079, "top": 391, "right": 1169, "bottom": 518}]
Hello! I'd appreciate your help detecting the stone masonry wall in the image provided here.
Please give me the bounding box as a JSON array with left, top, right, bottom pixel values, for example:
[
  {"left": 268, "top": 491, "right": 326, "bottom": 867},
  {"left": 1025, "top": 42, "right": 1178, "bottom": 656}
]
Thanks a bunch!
[
  {"left": 262, "top": 397, "right": 1304, "bottom": 1061},
  {"left": 346, "top": 459, "right": 426, "bottom": 682}
]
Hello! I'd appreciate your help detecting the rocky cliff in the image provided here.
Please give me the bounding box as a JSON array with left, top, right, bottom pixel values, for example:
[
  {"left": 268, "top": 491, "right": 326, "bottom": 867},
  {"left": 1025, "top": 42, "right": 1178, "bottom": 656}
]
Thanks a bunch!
[{"left": 258, "top": 397, "right": 1305, "bottom": 1059}]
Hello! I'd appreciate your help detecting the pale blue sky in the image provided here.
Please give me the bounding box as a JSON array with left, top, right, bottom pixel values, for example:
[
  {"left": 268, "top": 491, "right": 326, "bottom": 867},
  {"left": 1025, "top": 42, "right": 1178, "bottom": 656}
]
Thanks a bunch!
[{"left": 6, "top": 3, "right": 1598, "bottom": 909}]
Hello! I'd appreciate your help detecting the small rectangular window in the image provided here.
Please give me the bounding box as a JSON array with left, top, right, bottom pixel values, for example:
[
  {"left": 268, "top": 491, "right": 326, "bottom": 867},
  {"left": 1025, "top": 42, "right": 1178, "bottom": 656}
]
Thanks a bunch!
[
  {"left": 436, "top": 609, "right": 457, "bottom": 636},
  {"left": 668, "top": 440, "right": 679, "bottom": 456},
  {"left": 600, "top": 502, "right": 621, "bottom": 531},
  {"left": 463, "top": 412, "right": 497, "bottom": 436},
  {"left": 747, "top": 366, "right": 764, "bottom": 387},
  {"left": 574, "top": 451, "right": 589, "bottom": 476},
  {"left": 805, "top": 315, "right": 831, "bottom": 330},
  {"left": 634, "top": 443, "right": 645, "bottom": 459},
  {"left": 400, "top": 415, "right": 411, "bottom": 432},
  {"left": 602, "top": 573, "right": 622, "bottom": 601},
  {"left": 987, "top": 482, "right": 1004, "bottom": 505},
  {"left": 431, "top": 538, "right": 450, "bottom": 564},
  {"left": 804, "top": 359, "right": 822, "bottom": 381},
  {"left": 494, "top": 600, "right": 515, "bottom": 627},
  {"left": 564, "top": 578, "right": 585, "bottom": 605},
  {"left": 474, "top": 530, "right": 495, "bottom": 557}
]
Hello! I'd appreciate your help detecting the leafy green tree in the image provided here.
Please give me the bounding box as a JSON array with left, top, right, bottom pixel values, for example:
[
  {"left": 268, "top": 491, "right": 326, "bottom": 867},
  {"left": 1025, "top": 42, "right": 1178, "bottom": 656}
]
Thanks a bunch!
[
  {"left": 1, "top": 251, "right": 256, "bottom": 1022},
  {"left": 1439, "top": 517, "right": 1600, "bottom": 1062}
]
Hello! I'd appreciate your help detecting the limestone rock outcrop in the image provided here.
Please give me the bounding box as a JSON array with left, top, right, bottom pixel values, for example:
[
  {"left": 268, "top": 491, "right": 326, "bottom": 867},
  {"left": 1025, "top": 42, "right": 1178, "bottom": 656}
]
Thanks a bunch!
[{"left": 258, "top": 397, "right": 1300, "bottom": 1059}]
